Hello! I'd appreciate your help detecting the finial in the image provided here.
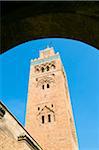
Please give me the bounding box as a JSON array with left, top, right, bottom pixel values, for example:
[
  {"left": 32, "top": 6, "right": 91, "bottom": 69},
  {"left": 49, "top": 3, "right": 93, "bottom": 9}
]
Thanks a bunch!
[
  {"left": 46, "top": 42, "right": 53, "bottom": 49},
  {"left": 49, "top": 42, "right": 53, "bottom": 48},
  {"left": 47, "top": 45, "right": 49, "bottom": 48}
]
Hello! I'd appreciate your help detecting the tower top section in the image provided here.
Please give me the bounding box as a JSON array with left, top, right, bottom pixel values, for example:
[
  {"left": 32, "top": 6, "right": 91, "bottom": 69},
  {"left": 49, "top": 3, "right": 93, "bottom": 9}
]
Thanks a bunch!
[
  {"left": 40, "top": 47, "right": 55, "bottom": 59},
  {"left": 31, "top": 47, "right": 60, "bottom": 66}
]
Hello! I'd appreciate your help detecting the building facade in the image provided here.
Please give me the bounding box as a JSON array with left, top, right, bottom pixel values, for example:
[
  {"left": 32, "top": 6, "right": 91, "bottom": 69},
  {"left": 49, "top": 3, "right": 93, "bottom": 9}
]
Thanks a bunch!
[
  {"left": 26, "top": 47, "right": 78, "bottom": 150},
  {"left": 0, "top": 101, "right": 43, "bottom": 150}
]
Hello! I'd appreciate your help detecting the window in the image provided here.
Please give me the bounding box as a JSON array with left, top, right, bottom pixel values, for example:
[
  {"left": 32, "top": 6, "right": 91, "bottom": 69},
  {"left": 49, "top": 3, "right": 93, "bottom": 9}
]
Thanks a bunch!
[
  {"left": 42, "top": 85, "right": 44, "bottom": 89},
  {"left": 51, "top": 104, "right": 53, "bottom": 107},
  {"left": 41, "top": 67, "right": 44, "bottom": 72},
  {"left": 70, "top": 118, "right": 72, "bottom": 122},
  {"left": 36, "top": 68, "right": 39, "bottom": 72},
  {"left": 47, "top": 84, "right": 50, "bottom": 88},
  {"left": 36, "top": 78, "right": 38, "bottom": 81},
  {"left": 42, "top": 115, "right": 44, "bottom": 124},
  {"left": 46, "top": 66, "right": 49, "bottom": 71},
  {"left": 51, "top": 64, "right": 55, "bottom": 69},
  {"left": 38, "top": 107, "right": 40, "bottom": 111},
  {"left": 48, "top": 114, "right": 51, "bottom": 122}
]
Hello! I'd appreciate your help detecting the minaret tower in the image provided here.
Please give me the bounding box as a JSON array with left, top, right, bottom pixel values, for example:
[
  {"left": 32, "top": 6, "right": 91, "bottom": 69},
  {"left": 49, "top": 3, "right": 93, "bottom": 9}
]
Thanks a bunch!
[{"left": 26, "top": 47, "right": 78, "bottom": 150}]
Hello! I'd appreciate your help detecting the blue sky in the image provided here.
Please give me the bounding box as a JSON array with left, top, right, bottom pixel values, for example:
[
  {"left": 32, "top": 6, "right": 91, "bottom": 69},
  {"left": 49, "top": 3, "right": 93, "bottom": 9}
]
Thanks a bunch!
[{"left": 0, "top": 38, "right": 99, "bottom": 150}]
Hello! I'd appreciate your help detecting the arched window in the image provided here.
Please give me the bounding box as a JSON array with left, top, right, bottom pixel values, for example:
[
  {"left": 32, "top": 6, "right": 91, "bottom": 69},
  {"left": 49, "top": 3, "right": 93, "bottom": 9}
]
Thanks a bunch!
[
  {"left": 47, "top": 84, "right": 50, "bottom": 88},
  {"left": 36, "top": 78, "right": 38, "bottom": 81},
  {"left": 36, "top": 68, "right": 39, "bottom": 72},
  {"left": 46, "top": 66, "right": 49, "bottom": 71},
  {"left": 51, "top": 64, "right": 55, "bottom": 69},
  {"left": 42, "top": 85, "right": 44, "bottom": 89},
  {"left": 41, "top": 67, "right": 44, "bottom": 72},
  {"left": 48, "top": 114, "right": 51, "bottom": 122},
  {"left": 52, "top": 73, "right": 55, "bottom": 76},
  {"left": 42, "top": 115, "right": 44, "bottom": 124},
  {"left": 38, "top": 107, "right": 40, "bottom": 111}
]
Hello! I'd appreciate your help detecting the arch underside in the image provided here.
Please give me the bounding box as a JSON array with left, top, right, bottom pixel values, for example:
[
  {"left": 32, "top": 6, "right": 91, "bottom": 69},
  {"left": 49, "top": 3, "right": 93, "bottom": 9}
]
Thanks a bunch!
[{"left": 1, "top": 2, "right": 99, "bottom": 53}]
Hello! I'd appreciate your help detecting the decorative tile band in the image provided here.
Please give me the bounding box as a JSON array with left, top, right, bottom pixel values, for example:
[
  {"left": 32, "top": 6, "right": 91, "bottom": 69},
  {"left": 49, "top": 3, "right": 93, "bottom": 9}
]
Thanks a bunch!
[{"left": 31, "top": 54, "right": 60, "bottom": 66}]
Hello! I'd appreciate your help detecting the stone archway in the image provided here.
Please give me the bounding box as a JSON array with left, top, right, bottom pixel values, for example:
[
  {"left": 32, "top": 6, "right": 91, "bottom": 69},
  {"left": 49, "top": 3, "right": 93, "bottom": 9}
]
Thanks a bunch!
[{"left": 1, "top": 1, "right": 99, "bottom": 54}]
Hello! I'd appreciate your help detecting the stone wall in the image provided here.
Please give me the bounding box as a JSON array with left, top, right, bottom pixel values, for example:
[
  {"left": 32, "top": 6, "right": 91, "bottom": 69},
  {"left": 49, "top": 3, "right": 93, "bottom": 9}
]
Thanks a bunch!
[{"left": 0, "top": 101, "right": 43, "bottom": 150}]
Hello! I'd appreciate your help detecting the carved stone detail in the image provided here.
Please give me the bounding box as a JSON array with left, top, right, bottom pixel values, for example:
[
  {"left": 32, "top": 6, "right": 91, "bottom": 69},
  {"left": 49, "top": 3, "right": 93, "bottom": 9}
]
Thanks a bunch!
[
  {"left": 34, "top": 61, "right": 56, "bottom": 73},
  {"left": 37, "top": 76, "right": 55, "bottom": 87},
  {"left": 18, "top": 134, "right": 40, "bottom": 150}
]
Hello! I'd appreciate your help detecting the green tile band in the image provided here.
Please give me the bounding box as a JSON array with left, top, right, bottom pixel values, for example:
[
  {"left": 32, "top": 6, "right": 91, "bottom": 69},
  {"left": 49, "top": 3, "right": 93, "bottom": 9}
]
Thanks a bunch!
[{"left": 31, "top": 54, "right": 60, "bottom": 66}]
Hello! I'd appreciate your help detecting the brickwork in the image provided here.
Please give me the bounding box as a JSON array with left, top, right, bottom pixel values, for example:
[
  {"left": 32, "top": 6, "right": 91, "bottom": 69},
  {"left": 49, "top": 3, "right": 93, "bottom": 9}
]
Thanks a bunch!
[
  {"left": 0, "top": 102, "right": 43, "bottom": 150},
  {"left": 26, "top": 47, "right": 78, "bottom": 150}
]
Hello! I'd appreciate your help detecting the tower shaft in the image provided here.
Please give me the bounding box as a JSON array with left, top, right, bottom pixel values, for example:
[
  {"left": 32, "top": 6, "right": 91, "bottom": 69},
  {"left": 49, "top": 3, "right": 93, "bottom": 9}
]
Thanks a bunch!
[{"left": 26, "top": 47, "right": 78, "bottom": 150}]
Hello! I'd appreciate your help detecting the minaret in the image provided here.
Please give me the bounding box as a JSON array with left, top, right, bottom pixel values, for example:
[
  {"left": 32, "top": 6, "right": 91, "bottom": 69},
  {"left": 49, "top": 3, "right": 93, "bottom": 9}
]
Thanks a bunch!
[{"left": 26, "top": 47, "right": 78, "bottom": 150}]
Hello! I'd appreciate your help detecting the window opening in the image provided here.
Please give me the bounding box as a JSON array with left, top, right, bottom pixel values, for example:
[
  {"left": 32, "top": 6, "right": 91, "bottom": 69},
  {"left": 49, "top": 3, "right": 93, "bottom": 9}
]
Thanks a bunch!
[
  {"left": 36, "top": 78, "right": 38, "bottom": 81},
  {"left": 48, "top": 114, "right": 51, "bottom": 122},
  {"left": 38, "top": 107, "right": 40, "bottom": 111},
  {"left": 42, "top": 115, "right": 44, "bottom": 124},
  {"left": 51, "top": 64, "right": 55, "bottom": 69},
  {"left": 41, "top": 67, "right": 44, "bottom": 72},
  {"left": 36, "top": 68, "right": 39, "bottom": 72},
  {"left": 46, "top": 66, "right": 49, "bottom": 71},
  {"left": 47, "top": 84, "right": 50, "bottom": 88},
  {"left": 42, "top": 85, "right": 44, "bottom": 89}
]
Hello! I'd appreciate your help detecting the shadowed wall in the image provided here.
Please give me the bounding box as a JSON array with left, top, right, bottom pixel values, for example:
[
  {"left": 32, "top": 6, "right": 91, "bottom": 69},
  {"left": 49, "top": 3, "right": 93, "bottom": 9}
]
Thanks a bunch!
[{"left": 1, "top": 1, "right": 99, "bottom": 53}]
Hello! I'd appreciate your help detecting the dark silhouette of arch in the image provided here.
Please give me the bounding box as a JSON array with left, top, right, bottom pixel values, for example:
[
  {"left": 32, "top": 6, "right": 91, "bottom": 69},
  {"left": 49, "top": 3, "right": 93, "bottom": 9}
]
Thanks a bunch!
[{"left": 1, "top": 1, "right": 99, "bottom": 54}]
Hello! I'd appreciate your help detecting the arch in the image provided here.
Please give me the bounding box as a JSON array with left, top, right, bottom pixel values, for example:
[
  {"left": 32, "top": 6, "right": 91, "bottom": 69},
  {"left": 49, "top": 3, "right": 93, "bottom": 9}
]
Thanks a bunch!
[
  {"left": 46, "top": 66, "right": 50, "bottom": 71},
  {"left": 37, "top": 76, "right": 55, "bottom": 87},
  {"left": 1, "top": 1, "right": 99, "bottom": 53},
  {"left": 41, "top": 67, "right": 44, "bottom": 72},
  {"left": 36, "top": 68, "right": 39, "bottom": 73},
  {"left": 51, "top": 64, "right": 56, "bottom": 69},
  {"left": 48, "top": 114, "right": 51, "bottom": 122},
  {"left": 42, "top": 85, "right": 44, "bottom": 90},
  {"left": 42, "top": 115, "right": 44, "bottom": 124}
]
